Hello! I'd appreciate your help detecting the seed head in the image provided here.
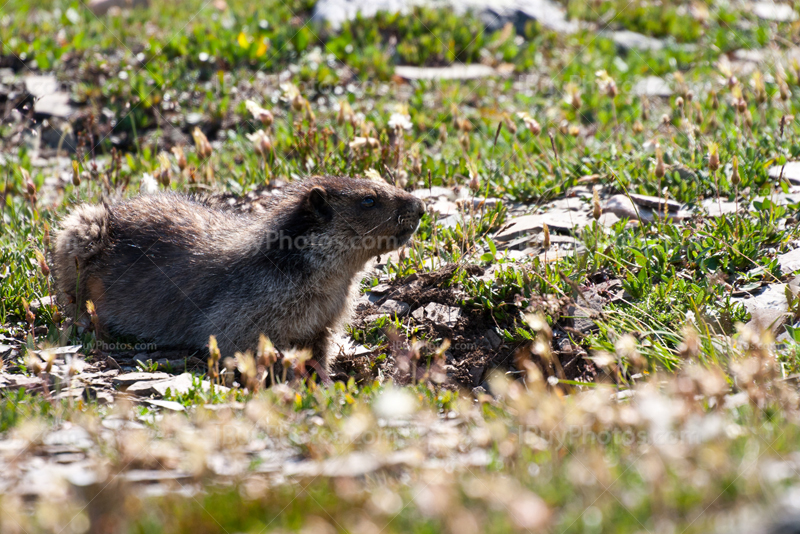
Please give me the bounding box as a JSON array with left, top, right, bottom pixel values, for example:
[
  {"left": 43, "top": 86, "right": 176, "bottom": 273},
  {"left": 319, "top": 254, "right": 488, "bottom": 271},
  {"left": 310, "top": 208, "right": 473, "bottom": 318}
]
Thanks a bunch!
[
  {"left": 246, "top": 129, "right": 273, "bottom": 157},
  {"left": 542, "top": 223, "right": 550, "bottom": 249},
  {"left": 655, "top": 145, "right": 665, "bottom": 178},
  {"left": 156, "top": 152, "right": 171, "bottom": 186},
  {"left": 337, "top": 100, "right": 354, "bottom": 126},
  {"left": 592, "top": 186, "right": 602, "bottom": 220},
  {"left": 707, "top": 143, "right": 720, "bottom": 171},
  {"left": 245, "top": 100, "right": 274, "bottom": 127},
  {"left": 192, "top": 127, "right": 213, "bottom": 159},
  {"left": 731, "top": 156, "right": 740, "bottom": 186},
  {"left": 34, "top": 250, "right": 49, "bottom": 277},
  {"left": 22, "top": 168, "right": 35, "bottom": 197},
  {"left": 72, "top": 160, "right": 81, "bottom": 186},
  {"left": 171, "top": 145, "right": 187, "bottom": 170}
]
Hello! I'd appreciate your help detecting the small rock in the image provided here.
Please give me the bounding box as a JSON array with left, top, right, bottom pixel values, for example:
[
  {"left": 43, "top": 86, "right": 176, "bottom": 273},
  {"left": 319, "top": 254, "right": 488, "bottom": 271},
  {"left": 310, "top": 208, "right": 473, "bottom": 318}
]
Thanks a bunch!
[
  {"left": 628, "top": 193, "right": 682, "bottom": 213},
  {"left": 494, "top": 211, "right": 589, "bottom": 242},
  {"left": 768, "top": 162, "right": 800, "bottom": 185},
  {"left": 779, "top": 248, "right": 800, "bottom": 275},
  {"left": 485, "top": 329, "right": 502, "bottom": 350},
  {"left": 702, "top": 199, "right": 739, "bottom": 217},
  {"left": 415, "top": 302, "right": 462, "bottom": 328},
  {"left": 394, "top": 64, "right": 504, "bottom": 80},
  {"left": 24, "top": 75, "right": 58, "bottom": 97},
  {"left": 0, "top": 373, "right": 41, "bottom": 391},
  {"left": 752, "top": 1, "right": 797, "bottom": 21},
  {"left": 733, "top": 284, "right": 791, "bottom": 314},
  {"left": 412, "top": 186, "right": 456, "bottom": 200},
  {"left": 469, "top": 365, "right": 485, "bottom": 387},
  {"left": 34, "top": 93, "right": 75, "bottom": 118},
  {"left": 429, "top": 198, "right": 459, "bottom": 218},
  {"left": 633, "top": 76, "right": 672, "bottom": 97},
  {"left": 377, "top": 299, "right": 410, "bottom": 317},
  {"left": 113, "top": 372, "right": 171, "bottom": 388},
  {"left": 746, "top": 307, "right": 790, "bottom": 336},
  {"left": 143, "top": 399, "right": 186, "bottom": 411},
  {"left": 610, "top": 30, "right": 665, "bottom": 51}
]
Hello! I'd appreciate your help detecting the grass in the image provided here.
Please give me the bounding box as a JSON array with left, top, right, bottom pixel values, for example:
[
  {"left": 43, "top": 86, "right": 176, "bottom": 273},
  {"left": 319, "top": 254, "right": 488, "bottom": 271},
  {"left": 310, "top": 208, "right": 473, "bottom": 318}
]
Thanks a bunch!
[{"left": 2, "top": 0, "right": 800, "bottom": 531}]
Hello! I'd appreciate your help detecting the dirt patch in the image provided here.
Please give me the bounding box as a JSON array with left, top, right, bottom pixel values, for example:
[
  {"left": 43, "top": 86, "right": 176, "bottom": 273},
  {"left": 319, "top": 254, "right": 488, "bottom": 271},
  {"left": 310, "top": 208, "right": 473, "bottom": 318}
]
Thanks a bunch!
[{"left": 335, "top": 263, "right": 606, "bottom": 390}]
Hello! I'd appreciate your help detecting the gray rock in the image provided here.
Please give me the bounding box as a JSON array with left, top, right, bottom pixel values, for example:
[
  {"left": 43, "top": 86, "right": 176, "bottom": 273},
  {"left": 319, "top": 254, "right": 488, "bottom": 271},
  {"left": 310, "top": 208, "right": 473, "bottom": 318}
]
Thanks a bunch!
[
  {"left": 0, "top": 373, "right": 41, "bottom": 391},
  {"left": 629, "top": 193, "right": 682, "bottom": 213},
  {"left": 412, "top": 186, "right": 456, "bottom": 200},
  {"left": 733, "top": 284, "right": 791, "bottom": 314},
  {"left": 24, "top": 75, "right": 58, "bottom": 98},
  {"left": 702, "top": 199, "right": 739, "bottom": 217},
  {"left": 34, "top": 93, "right": 75, "bottom": 118},
  {"left": 485, "top": 329, "right": 502, "bottom": 350},
  {"left": 746, "top": 307, "right": 789, "bottom": 336},
  {"left": 412, "top": 302, "right": 461, "bottom": 327},
  {"left": 609, "top": 30, "right": 665, "bottom": 51},
  {"left": 633, "top": 76, "right": 672, "bottom": 97},
  {"left": 779, "top": 248, "right": 800, "bottom": 275},
  {"left": 768, "top": 162, "right": 800, "bottom": 185},
  {"left": 143, "top": 399, "right": 186, "bottom": 411},
  {"left": 604, "top": 194, "right": 686, "bottom": 223},
  {"left": 752, "top": 2, "right": 797, "bottom": 22},
  {"left": 494, "top": 210, "right": 589, "bottom": 241},
  {"left": 378, "top": 299, "right": 410, "bottom": 317},
  {"left": 113, "top": 372, "right": 171, "bottom": 387}
]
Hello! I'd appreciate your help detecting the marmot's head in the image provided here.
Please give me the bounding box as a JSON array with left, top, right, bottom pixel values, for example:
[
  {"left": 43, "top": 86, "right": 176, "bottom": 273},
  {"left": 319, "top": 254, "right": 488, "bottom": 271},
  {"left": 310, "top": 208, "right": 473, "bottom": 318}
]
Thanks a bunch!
[{"left": 274, "top": 176, "right": 425, "bottom": 264}]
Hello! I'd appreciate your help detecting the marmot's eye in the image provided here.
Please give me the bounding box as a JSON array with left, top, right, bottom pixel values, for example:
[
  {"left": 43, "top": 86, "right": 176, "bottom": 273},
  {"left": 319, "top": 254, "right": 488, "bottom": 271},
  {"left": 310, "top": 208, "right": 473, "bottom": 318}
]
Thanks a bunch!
[{"left": 361, "top": 196, "right": 376, "bottom": 208}]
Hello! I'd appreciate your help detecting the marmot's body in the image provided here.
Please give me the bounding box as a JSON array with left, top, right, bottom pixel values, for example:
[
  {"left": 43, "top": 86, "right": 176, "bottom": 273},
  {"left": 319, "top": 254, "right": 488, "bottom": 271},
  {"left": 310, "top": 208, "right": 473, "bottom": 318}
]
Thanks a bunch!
[{"left": 51, "top": 176, "right": 425, "bottom": 374}]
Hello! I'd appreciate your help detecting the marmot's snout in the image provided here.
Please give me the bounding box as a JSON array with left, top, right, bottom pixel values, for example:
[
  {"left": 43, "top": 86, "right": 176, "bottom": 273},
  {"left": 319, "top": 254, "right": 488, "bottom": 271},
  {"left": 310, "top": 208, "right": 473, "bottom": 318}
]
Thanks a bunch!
[{"left": 396, "top": 196, "right": 425, "bottom": 241}]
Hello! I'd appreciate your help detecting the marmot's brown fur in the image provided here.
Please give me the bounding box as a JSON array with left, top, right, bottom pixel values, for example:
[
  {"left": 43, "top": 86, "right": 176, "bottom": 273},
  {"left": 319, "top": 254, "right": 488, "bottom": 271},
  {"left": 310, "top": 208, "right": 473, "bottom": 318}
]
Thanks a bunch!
[{"left": 51, "top": 176, "right": 425, "bottom": 375}]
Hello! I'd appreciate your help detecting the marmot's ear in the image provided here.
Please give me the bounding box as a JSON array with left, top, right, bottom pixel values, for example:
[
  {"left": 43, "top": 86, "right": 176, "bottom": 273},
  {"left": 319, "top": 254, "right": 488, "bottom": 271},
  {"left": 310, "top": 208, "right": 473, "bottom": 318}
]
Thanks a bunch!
[{"left": 306, "top": 186, "right": 333, "bottom": 221}]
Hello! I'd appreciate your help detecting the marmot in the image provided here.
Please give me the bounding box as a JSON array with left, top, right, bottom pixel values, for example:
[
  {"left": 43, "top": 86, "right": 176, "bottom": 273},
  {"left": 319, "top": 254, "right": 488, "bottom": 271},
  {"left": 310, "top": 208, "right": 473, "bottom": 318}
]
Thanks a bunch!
[{"left": 51, "top": 176, "right": 425, "bottom": 376}]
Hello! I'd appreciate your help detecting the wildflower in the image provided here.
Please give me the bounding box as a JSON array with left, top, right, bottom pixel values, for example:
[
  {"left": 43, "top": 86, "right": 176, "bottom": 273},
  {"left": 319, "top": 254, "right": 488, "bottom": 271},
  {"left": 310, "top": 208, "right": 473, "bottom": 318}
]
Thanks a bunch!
[
  {"left": 34, "top": 250, "right": 49, "bottom": 276},
  {"left": 245, "top": 100, "right": 274, "bottom": 127},
  {"left": 595, "top": 69, "right": 617, "bottom": 98},
  {"left": 72, "top": 160, "right": 81, "bottom": 186},
  {"left": 139, "top": 172, "right": 159, "bottom": 195},
  {"left": 192, "top": 127, "right": 213, "bottom": 159},
  {"left": 655, "top": 145, "right": 665, "bottom": 178},
  {"left": 388, "top": 112, "right": 413, "bottom": 131},
  {"left": 469, "top": 171, "right": 480, "bottom": 192},
  {"left": 565, "top": 83, "right": 581, "bottom": 109},
  {"left": 22, "top": 168, "right": 35, "bottom": 197},
  {"left": 156, "top": 152, "right": 171, "bottom": 186},
  {"left": 256, "top": 334, "right": 277, "bottom": 368},
  {"left": 337, "top": 100, "right": 354, "bottom": 126},
  {"left": 236, "top": 351, "right": 258, "bottom": 391},
  {"left": 542, "top": 223, "right": 550, "bottom": 249},
  {"left": 208, "top": 335, "right": 221, "bottom": 383},
  {"left": 171, "top": 145, "right": 187, "bottom": 170},
  {"left": 707, "top": 142, "right": 720, "bottom": 171},
  {"left": 349, "top": 136, "right": 380, "bottom": 150},
  {"left": 731, "top": 156, "right": 740, "bottom": 186},
  {"left": 41, "top": 349, "right": 56, "bottom": 373},
  {"left": 65, "top": 354, "right": 86, "bottom": 377},
  {"left": 26, "top": 352, "right": 43, "bottom": 375},
  {"left": 632, "top": 120, "right": 644, "bottom": 133},
  {"left": 246, "top": 129, "right": 273, "bottom": 157},
  {"left": 85, "top": 299, "right": 100, "bottom": 334},
  {"left": 592, "top": 186, "right": 602, "bottom": 220}
]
